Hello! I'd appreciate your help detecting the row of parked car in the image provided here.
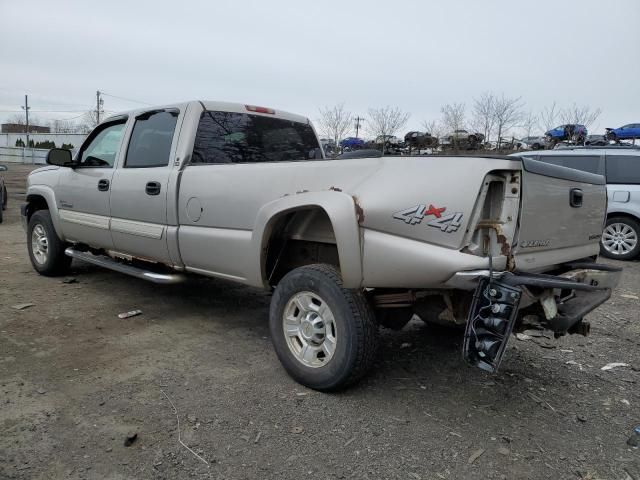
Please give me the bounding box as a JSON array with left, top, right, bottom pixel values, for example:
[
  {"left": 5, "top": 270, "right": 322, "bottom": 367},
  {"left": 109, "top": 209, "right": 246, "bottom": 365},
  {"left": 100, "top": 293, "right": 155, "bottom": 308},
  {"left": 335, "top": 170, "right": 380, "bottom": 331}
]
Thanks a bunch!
[{"left": 323, "top": 122, "right": 640, "bottom": 155}]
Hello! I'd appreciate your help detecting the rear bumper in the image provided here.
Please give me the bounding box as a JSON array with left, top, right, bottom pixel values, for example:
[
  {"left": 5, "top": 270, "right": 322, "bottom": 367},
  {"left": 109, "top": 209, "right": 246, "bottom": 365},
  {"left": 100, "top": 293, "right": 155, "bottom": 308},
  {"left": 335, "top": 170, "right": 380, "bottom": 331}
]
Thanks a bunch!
[
  {"left": 449, "top": 262, "right": 622, "bottom": 332},
  {"left": 461, "top": 262, "right": 622, "bottom": 372}
]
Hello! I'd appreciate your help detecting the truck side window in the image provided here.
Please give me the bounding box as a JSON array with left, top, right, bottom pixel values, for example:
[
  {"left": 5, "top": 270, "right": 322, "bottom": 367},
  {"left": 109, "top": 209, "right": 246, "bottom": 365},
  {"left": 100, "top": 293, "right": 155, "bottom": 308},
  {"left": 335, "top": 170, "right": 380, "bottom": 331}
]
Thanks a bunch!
[
  {"left": 192, "top": 110, "right": 320, "bottom": 164},
  {"left": 606, "top": 155, "right": 640, "bottom": 184},
  {"left": 125, "top": 111, "right": 179, "bottom": 168},
  {"left": 77, "top": 121, "right": 126, "bottom": 168}
]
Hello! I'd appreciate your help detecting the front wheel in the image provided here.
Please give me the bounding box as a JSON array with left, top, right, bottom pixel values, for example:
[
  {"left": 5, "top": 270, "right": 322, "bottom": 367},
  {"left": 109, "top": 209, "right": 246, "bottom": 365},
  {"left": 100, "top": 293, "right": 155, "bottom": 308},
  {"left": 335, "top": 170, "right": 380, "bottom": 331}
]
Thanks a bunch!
[
  {"left": 27, "top": 210, "right": 72, "bottom": 276},
  {"left": 269, "top": 264, "right": 379, "bottom": 391},
  {"left": 600, "top": 216, "right": 640, "bottom": 260}
]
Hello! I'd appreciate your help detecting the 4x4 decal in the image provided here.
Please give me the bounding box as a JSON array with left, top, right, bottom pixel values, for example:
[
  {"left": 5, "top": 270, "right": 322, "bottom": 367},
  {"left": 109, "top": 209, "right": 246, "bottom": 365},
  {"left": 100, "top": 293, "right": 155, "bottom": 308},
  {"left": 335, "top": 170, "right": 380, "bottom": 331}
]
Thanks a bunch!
[{"left": 393, "top": 204, "right": 463, "bottom": 233}]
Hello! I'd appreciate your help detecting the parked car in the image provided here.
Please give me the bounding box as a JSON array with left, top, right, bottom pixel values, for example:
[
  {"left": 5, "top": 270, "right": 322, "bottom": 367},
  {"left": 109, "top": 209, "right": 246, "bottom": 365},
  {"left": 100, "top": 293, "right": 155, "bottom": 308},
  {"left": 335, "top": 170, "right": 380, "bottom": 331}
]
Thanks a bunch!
[
  {"left": 404, "top": 131, "right": 438, "bottom": 150},
  {"left": 511, "top": 146, "right": 640, "bottom": 260},
  {"left": 339, "top": 137, "right": 365, "bottom": 150},
  {"left": 441, "top": 129, "right": 484, "bottom": 148},
  {"left": 585, "top": 134, "right": 608, "bottom": 146},
  {"left": 518, "top": 136, "right": 546, "bottom": 150},
  {"left": 545, "top": 124, "right": 587, "bottom": 146},
  {"left": 606, "top": 123, "right": 640, "bottom": 142},
  {"left": 22, "top": 100, "right": 620, "bottom": 390},
  {"left": 0, "top": 164, "right": 7, "bottom": 223}
]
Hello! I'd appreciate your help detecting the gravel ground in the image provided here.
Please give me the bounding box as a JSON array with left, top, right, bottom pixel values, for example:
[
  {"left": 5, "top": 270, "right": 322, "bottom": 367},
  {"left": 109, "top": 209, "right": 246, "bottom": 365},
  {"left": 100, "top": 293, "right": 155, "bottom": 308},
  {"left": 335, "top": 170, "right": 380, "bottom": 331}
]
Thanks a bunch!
[{"left": 1, "top": 164, "right": 639, "bottom": 480}]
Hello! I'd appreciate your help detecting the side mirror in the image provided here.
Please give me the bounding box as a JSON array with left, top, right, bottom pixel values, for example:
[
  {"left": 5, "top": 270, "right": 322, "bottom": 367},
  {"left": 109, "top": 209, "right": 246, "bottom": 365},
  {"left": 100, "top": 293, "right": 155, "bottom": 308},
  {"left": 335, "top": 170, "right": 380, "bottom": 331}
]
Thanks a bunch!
[
  {"left": 0, "top": 164, "right": 7, "bottom": 172},
  {"left": 47, "top": 148, "right": 73, "bottom": 167}
]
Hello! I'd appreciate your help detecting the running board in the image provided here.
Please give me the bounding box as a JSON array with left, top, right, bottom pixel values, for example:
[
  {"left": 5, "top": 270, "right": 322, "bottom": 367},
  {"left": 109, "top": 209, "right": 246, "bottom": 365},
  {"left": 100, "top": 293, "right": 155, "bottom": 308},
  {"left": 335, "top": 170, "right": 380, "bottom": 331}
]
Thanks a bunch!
[{"left": 64, "top": 247, "right": 186, "bottom": 284}]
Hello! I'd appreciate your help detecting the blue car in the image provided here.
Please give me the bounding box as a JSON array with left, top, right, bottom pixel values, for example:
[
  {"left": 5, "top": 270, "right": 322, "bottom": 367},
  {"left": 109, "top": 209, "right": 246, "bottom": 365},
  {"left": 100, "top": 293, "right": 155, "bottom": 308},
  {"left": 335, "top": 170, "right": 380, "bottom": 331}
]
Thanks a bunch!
[
  {"left": 606, "top": 123, "right": 640, "bottom": 141},
  {"left": 339, "top": 137, "right": 365, "bottom": 150},
  {"left": 545, "top": 124, "right": 588, "bottom": 145}
]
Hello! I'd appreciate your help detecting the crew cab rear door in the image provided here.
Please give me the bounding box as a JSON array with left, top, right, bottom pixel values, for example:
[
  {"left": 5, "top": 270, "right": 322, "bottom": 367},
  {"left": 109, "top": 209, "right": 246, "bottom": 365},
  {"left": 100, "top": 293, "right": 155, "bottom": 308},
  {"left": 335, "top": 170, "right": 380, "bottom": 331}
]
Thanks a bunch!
[
  {"left": 513, "top": 156, "right": 607, "bottom": 271},
  {"left": 108, "top": 107, "right": 184, "bottom": 264}
]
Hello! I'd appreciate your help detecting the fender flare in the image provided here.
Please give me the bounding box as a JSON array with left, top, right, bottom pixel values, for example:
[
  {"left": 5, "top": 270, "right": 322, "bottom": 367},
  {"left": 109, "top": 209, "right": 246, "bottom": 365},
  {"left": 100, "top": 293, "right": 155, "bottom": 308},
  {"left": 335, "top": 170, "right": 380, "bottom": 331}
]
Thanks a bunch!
[
  {"left": 249, "top": 191, "right": 363, "bottom": 289},
  {"left": 26, "top": 185, "right": 64, "bottom": 239}
]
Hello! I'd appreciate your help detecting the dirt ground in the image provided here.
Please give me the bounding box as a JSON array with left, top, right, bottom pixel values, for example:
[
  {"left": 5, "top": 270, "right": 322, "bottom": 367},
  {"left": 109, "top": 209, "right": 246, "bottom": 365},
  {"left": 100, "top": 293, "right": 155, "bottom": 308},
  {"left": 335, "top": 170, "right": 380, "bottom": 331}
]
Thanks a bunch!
[{"left": 1, "top": 164, "right": 639, "bottom": 480}]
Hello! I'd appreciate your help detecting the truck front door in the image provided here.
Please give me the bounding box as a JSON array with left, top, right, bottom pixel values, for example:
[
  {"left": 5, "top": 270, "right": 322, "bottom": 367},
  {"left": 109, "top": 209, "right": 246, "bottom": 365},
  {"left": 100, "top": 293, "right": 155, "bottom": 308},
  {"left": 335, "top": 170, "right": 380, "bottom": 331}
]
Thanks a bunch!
[
  {"left": 55, "top": 118, "right": 127, "bottom": 250},
  {"left": 108, "top": 109, "right": 181, "bottom": 264}
]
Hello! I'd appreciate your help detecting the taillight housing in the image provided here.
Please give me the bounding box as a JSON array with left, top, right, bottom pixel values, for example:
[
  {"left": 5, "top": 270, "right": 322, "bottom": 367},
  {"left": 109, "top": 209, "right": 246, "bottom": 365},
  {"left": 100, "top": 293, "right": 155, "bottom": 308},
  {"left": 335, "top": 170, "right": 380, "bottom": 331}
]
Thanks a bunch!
[{"left": 245, "top": 105, "right": 275, "bottom": 114}]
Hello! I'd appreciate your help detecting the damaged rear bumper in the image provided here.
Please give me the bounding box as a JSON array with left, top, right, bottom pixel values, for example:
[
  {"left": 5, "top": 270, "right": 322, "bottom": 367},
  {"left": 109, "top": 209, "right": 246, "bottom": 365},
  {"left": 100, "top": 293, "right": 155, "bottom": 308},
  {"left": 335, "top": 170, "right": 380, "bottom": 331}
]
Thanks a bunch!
[{"left": 457, "top": 262, "right": 622, "bottom": 372}]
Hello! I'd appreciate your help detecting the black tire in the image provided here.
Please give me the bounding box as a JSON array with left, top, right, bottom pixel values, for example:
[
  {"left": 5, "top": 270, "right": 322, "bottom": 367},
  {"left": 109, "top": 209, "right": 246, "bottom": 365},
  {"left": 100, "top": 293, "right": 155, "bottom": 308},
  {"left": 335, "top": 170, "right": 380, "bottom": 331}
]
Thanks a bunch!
[
  {"left": 27, "top": 210, "right": 72, "bottom": 276},
  {"left": 600, "top": 216, "right": 640, "bottom": 260},
  {"left": 269, "top": 264, "right": 379, "bottom": 391},
  {"left": 2, "top": 185, "right": 6, "bottom": 209}
]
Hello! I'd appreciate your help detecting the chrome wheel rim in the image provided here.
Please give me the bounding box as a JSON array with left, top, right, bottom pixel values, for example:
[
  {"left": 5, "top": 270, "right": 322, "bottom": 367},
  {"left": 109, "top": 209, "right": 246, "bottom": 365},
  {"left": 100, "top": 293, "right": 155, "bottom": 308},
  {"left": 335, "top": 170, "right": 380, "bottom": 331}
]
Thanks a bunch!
[
  {"left": 31, "top": 224, "right": 49, "bottom": 265},
  {"left": 602, "top": 222, "right": 638, "bottom": 256},
  {"left": 282, "top": 291, "right": 337, "bottom": 368}
]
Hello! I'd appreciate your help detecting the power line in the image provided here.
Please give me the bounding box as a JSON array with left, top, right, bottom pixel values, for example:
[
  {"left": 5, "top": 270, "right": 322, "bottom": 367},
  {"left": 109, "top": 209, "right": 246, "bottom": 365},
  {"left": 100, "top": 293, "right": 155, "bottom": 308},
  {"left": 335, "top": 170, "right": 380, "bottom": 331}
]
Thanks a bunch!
[{"left": 100, "top": 91, "right": 152, "bottom": 106}]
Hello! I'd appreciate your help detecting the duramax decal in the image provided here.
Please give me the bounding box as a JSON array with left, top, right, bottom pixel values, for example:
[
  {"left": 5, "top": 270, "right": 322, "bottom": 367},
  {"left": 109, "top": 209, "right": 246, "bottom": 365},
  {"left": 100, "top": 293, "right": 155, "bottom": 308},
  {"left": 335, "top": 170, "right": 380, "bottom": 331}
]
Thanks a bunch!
[
  {"left": 520, "top": 239, "right": 551, "bottom": 248},
  {"left": 393, "top": 204, "right": 463, "bottom": 233}
]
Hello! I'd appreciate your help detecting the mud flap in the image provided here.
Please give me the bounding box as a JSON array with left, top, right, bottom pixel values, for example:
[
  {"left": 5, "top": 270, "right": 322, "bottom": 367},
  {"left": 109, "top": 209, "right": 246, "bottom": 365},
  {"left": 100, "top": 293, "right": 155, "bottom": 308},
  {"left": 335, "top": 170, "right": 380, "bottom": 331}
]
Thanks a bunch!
[{"left": 463, "top": 277, "right": 522, "bottom": 373}]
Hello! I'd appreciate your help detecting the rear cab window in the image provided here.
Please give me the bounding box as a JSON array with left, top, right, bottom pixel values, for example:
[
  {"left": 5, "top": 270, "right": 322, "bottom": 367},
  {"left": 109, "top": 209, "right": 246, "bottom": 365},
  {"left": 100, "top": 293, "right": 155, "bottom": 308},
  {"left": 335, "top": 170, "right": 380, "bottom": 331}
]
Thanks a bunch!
[
  {"left": 191, "top": 111, "right": 320, "bottom": 164},
  {"left": 606, "top": 155, "right": 640, "bottom": 184}
]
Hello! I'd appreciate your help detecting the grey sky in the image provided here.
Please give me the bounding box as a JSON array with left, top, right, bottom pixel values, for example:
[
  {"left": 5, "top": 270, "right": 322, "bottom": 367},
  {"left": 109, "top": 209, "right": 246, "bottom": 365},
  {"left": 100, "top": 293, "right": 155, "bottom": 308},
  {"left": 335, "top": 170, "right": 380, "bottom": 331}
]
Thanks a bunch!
[{"left": 1, "top": 0, "right": 638, "bottom": 137}]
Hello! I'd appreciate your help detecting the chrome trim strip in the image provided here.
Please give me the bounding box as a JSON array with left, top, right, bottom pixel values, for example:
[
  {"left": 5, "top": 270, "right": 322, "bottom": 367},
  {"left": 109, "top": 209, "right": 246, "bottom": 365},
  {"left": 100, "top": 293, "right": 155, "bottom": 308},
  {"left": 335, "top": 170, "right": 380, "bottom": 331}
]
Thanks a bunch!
[{"left": 110, "top": 218, "right": 165, "bottom": 239}]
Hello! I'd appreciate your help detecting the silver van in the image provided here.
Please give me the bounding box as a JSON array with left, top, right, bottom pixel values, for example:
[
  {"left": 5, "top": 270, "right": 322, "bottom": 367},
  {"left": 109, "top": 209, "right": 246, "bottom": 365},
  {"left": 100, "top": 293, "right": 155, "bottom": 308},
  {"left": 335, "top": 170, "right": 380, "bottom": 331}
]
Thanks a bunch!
[{"left": 512, "top": 147, "right": 640, "bottom": 260}]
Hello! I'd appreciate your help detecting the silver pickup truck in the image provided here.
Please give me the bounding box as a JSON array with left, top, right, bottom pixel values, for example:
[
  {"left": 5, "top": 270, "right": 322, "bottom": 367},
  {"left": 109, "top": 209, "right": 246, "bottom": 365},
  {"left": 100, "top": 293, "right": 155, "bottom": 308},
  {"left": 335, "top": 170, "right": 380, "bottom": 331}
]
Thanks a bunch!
[{"left": 21, "top": 100, "right": 621, "bottom": 390}]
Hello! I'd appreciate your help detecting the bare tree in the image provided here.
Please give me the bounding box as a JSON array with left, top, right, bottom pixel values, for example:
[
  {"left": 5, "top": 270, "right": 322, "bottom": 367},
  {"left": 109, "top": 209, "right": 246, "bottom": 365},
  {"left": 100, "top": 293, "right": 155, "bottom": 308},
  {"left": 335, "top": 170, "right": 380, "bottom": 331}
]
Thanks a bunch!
[
  {"left": 539, "top": 101, "right": 559, "bottom": 132},
  {"left": 49, "top": 119, "right": 78, "bottom": 133},
  {"left": 421, "top": 119, "right": 443, "bottom": 138},
  {"left": 560, "top": 103, "right": 602, "bottom": 129},
  {"left": 77, "top": 110, "right": 100, "bottom": 133},
  {"left": 317, "top": 103, "right": 353, "bottom": 150},
  {"left": 493, "top": 94, "right": 524, "bottom": 148},
  {"left": 440, "top": 103, "right": 466, "bottom": 149},
  {"left": 521, "top": 110, "right": 538, "bottom": 138},
  {"left": 367, "top": 106, "right": 410, "bottom": 154},
  {"left": 472, "top": 92, "right": 496, "bottom": 145},
  {"left": 6, "top": 114, "right": 43, "bottom": 128}
]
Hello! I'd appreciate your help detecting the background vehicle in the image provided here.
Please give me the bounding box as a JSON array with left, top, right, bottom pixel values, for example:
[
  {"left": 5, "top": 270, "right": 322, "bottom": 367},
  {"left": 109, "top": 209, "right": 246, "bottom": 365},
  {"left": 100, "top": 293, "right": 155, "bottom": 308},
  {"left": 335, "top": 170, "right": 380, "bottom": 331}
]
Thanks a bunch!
[
  {"left": 21, "top": 101, "right": 619, "bottom": 390},
  {"left": 585, "top": 134, "right": 608, "bottom": 146},
  {"left": 512, "top": 146, "right": 640, "bottom": 260},
  {"left": 545, "top": 124, "right": 587, "bottom": 147},
  {"left": 518, "top": 136, "right": 546, "bottom": 150},
  {"left": 404, "top": 131, "right": 439, "bottom": 151},
  {"left": 0, "top": 164, "right": 7, "bottom": 223},
  {"left": 339, "top": 137, "right": 365, "bottom": 150},
  {"left": 441, "top": 129, "right": 484, "bottom": 149},
  {"left": 606, "top": 123, "right": 640, "bottom": 142}
]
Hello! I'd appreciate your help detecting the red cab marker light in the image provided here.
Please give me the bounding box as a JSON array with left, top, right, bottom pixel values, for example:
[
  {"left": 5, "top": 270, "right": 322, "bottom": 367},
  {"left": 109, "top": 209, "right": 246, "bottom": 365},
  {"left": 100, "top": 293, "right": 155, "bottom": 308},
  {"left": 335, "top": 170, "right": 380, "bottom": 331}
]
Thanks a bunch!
[{"left": 245, "top": 105, "right": 275, "bottom": 114}]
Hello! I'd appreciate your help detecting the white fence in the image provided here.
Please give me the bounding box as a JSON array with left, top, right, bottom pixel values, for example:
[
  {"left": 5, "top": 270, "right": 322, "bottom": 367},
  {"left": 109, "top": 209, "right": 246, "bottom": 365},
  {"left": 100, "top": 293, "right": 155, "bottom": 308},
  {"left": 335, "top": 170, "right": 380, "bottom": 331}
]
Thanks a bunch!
[{"left": 0, "top": 146, "right": 49, "bottom": 165}]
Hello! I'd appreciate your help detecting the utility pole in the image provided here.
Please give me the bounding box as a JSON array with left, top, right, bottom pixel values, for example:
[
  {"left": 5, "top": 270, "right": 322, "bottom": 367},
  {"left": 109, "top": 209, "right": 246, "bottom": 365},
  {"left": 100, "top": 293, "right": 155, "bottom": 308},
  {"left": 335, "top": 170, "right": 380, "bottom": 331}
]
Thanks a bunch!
[
  {"left": 96, "top": 90, "right": 103, "bottom": 125},
  {"left": 21, "top": 95, "right": 30, "bottom": 147},
  {"left": 354, "top": 116, "right": 365, "bottom": 139}
]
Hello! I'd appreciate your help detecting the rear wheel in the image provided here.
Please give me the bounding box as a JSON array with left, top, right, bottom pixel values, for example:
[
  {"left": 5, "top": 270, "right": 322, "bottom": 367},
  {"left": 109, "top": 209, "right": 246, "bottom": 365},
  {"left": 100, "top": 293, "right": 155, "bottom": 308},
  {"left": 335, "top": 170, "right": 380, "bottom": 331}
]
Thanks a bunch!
[
  {"left": 600, "top": 216, "right": 640, "bottom": 260},
  {"left": 269, "top": 264, "right": 379, "bottom": 391},
  {"left": 27, "top": 210, "right": 72, "bottom": 275}
]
